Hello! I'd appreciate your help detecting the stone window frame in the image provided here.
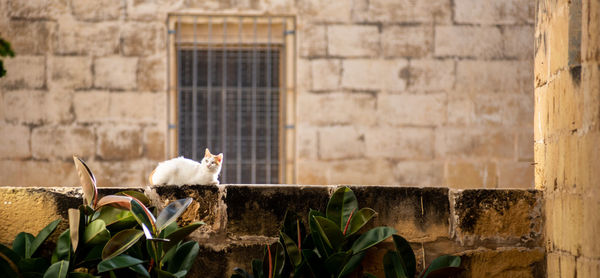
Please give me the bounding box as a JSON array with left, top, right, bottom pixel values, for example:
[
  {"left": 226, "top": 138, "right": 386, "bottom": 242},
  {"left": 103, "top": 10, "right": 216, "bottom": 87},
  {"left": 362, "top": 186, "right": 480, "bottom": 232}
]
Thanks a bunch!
[{"left": 166, "top": 13, "right": 297, "bottom": 184}]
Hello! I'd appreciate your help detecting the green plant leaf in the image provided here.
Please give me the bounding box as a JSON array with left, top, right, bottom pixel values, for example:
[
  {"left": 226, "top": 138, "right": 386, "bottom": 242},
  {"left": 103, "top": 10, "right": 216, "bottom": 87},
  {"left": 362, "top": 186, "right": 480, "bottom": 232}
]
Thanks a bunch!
[
  {"left": 350, "top": 227, "right": 396, "bottom": 254},
  {"left": 383, "top": 251, "right": 407, "bottom": 278},
  {"left": 68, "top": 208, "right": 81, "bottom": 252},
  {"left": 82, "top": 244, "right": 104, "bottom": 263},
  {"left": 115, "top": 191, "right": 151, "bottom": 207},
  {"left": 347, "top": 208, "right": 376, "bottom": 236},
  {"left": 324, "top": 251, "right": 351, "bottom": 275},
  {"left": 302, "top": 249, "right": 327, "bottom": 278},
  {"left": 326, "top": 187, "right": 358, "bottom": 229},
  {"left": 280, "top": 232, "right": 302, "bottom": 267},
  {"left": 13, "top": 232, "right": 35, "bottom": 258},
  {"left": 313, "top": 216, "right": 344, "bottom": 251},
  {"left": 18, "top": 257, "right": 49, "bottom": 276},
  {"left": 337, "top": 252, "right": 366, "bottom": 278},
  {"left": 29, "top": 219, "right": 60, "bottom": 258},
  {"left": 420, "top": 255, "right": 461, "bottom": 278},
  {"left": 163, "top": 221, "right": 204, "bottom": 252},
  {"left": 97, "top": 195, "right": 132, "bottom": 210},
  {"left": 73, "top": 156, "right": 98, "bottom": 209},
  {"left": 422, "top": 267, "right": 463, "bottom": 278},
  {"left": 0, "top": 243, "right": 21, "bottom": 277},
  {"left": 68, "top": 272, "right": 100, "bottom": 278},
  {"left": 271, "top": 242, "right": 286, "bottom": 278},
  {"left": 156, "top": 198, "right": 193, "bottom": 232},
  {"left": 97, "top": 254, "right": 144, "bottom": 273},
  {"left": 308, "top": 210, "right": 331, "bottom": 258},
  {"left": 128, "top": 263, "right": 150, "bottom": 278},
  {"left": 95, "top": 206, "right": 137, "bottom": 231},
  {"left": 43, "top": 260, "right": 69, "bottom": 278},
  {"left": 156, "top": 269, "right": 177, "bottom": 278},
  {"left": 101, "top": 229, "right": 144, "bottom": 260},
  {"left": 129, "top": 197, "right": 157, "bottom": 236},
  {"left": 51, "top": 230, "right": 70, "bottom": 264},
  {"left": 83, "top": 219, "right": 110, "bottom": 245},
  {"left": 167, "top": 241, "right": 199, "bottom": 274},
  {"left": 281, "top": 210, "right": 306, "bottom": 247},
  {"left": 251, "top": 259, "right": 264, "bottom": 278},
  {"left": 391, "top": 235, "right": 415, "bottom": 278}
]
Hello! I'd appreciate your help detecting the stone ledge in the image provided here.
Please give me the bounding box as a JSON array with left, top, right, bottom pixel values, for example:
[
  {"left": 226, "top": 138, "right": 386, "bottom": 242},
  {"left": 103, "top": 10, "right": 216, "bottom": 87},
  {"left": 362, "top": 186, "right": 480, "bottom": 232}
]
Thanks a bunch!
[{"left": 0, "top": 185, "right": 544, "bottom": 277}]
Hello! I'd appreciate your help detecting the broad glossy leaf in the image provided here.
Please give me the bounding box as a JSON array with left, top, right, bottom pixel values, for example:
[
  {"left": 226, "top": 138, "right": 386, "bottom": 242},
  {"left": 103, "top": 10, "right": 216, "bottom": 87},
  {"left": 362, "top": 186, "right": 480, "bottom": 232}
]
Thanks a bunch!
[
  {"left": 98, "top": 254, "right": 144, "bottom": 273},
  {"left": 167, "top": 241, "right": 199, "bottom": 274},
  {"left": 280, "top": 232, "right": 302, "bottom": 267},
  {"left": 30, "top": 219, "right": 60, "bottom": 258},
  {"left": 97, "top": 195, "right": 132, "bottom": 210},
  {"left": 156, "top": 198, "right": 193, "bottom": 232},
  {"left": 271, "top": 242, "right": 286, "bottom": 278},
  {"left": 128, "top": 263, "right": 150, "bottom": 278},
  {"left": 13, "top": 232, "right": 34, "bottom": 258},
  {"left": 420, "top": 255, "right": 461, "bottom": 278},
  {"left": 83, "top": 219, "right": 110, "bottom": 245},
  {"left": 96, "top": 206, "right": 137, "bottom": 230},
  {"left": 391, "top": 235, "right": 415, "bottom": 278},
  {"left": 115, "top": 191, "right": 150, "bottom": 207},
  {"left": 302, "top": 249, "right": 327, "bottom": 277},
  {"left": 324, "top": 251, "right": 351, "bottom": 275},
  {"left": 163, "top": 222, "right": 204, "bottom": 252},
  {"left": 129, "top": 197, "right": 157, "bottom": 236},
  {"left": 73, "top": 156, "right": 97, "bottom": 208},
  {"left": 326, "top": 187, "right": 358, "bottom": 229},
  {"left": 156, "top": 269, "right": 177, "bottom": 278},
  {"left": 43, "top": 260, "right": 69, "bottom": 278},
  {"left": 347, "top": 208, "right": 376, "bottom": 236},
  {"left": 18, "top": 257, "right": 49, "bottom": 276},
  {"left": 82, "top": 244, "right": 104, "bottom": 263},
  {"left": 338, "top": 252, "right": 366, "bottom": 278},
  {"left": 52, "top": 230, "right": 70, "bottom": 263},
  {"left": 251, "top": 259, "right": 263, "bottom": 278},
  {"left": 313, "top": 216, "right": 344, "bottom": 251},
  {"left": 68, "top": 208, "right": 81, "bottom": 252},
  {"left": 308, "top": 210, "right": 331, "bottom": 258},
  {"left": 0, "top": 243, "right": 21, "bottom": 276},
  {"left": 383, "top": 251, "right": 407, "bottom": 278},
  {"left": 281, "top": 210, "right": 306, "bottom": 246},
  {"left": 351, "top": 227, "right": 396, "bottom": 254},
  {"left": 422, "top": 267, "right": 463, "bottom": 278},
  {"left": 101, "top": 229, "right": 144, "bottom": 260}
]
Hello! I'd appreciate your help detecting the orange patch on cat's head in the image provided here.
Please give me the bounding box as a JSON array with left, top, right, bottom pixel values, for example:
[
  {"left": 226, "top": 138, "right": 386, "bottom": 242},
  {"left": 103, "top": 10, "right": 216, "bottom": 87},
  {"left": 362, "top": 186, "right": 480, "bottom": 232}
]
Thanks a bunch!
[
  {"left": 204, "top": 148, "right": 212, "bottom": 158},
  {"left": 215, "top": 153, "right": 223, "bottom": 164}
]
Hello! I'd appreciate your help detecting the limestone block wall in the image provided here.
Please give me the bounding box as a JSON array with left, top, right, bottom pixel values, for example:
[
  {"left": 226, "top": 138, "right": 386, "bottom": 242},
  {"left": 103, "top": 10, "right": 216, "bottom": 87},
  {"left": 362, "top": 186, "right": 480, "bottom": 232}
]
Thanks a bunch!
[
  {"left": 0, "top": 185, "right": 545, "bottom": 277},
  {"left": 0, "top": 0, "right": 535, "bottom": 188},
  {"left": 534, "top": 0, "right": 600, "bottom": 277}
]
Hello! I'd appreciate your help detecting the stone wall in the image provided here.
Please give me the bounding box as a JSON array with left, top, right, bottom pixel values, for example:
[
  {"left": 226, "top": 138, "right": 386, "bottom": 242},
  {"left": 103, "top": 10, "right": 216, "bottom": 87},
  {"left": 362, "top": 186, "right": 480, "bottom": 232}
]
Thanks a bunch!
[
  {"left": 0, "top": 0, "right": 535, "bottom": 188},
  {"left": 0, "top": 185, "right": 545, "bottom": 277},
  {"left": 534, "top": 0, "right": 600, "bottom": 277}
]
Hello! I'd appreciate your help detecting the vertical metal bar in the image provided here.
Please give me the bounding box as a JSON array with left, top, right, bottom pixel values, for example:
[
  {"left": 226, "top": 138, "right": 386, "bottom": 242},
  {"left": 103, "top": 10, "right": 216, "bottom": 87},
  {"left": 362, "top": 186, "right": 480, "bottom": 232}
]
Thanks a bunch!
[
  {"left": 265, "top": 17, "right": 272, "bottom": 184},
  {"left": 236, "top": 17, "right": 242, "bottom": 184},
  {"left": 207, "top": 16, "right": 213, "bottom": 151},
  {"left": 166, "top": 16, "right": 171, "bottom": 159},
  {"left": 176, "top": 16, "right": 182, "bottom": 156},
  {"left": 192, "top": 16, "right": 198, "bottom": 160},
  {"left": 281, "top": 19, "right": 287, "bottom": 183},
  {"left": 251, "top": 17, "right": 257, "bottom": 184},
  {"left": 221, "top": 17, "right": 227, "bottom": 182}
]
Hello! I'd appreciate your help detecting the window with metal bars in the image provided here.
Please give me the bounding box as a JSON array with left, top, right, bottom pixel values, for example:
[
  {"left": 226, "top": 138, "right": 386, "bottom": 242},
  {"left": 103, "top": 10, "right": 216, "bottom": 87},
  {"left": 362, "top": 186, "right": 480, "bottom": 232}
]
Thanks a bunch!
[{"left": 167, "top": 15, "right": 296, "bottom": 184}]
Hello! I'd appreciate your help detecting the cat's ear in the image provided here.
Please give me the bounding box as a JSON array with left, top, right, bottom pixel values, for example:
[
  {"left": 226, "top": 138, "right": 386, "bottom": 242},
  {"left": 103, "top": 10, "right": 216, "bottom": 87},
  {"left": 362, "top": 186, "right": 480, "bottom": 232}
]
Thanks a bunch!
[
  {"left": 205, "top": 148, "right": 211, "bottom": 158},
  {"left": 216, "top": 153, "right": 223, "bottom": 163}
]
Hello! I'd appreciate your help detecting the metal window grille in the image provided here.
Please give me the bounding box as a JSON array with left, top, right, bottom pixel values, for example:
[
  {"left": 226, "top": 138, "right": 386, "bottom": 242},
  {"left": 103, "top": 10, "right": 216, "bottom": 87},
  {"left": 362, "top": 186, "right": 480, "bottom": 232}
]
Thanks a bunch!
[{"left": 168, "top": 15, "right": 295, "bottom": 184}]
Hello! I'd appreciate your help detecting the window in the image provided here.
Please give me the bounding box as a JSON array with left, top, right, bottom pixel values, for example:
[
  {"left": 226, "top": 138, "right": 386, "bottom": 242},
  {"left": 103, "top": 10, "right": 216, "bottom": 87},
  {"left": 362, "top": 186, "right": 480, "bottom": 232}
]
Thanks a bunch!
[{"left": 166, "top": 14, "right": 296, "bottom": 184}]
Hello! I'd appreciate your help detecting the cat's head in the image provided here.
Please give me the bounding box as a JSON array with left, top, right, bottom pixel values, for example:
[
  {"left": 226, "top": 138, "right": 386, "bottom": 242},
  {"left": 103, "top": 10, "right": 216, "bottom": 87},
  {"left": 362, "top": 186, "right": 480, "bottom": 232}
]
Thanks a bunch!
[{"left": 203, "top": 148, "right": 223, "bottom": 171}]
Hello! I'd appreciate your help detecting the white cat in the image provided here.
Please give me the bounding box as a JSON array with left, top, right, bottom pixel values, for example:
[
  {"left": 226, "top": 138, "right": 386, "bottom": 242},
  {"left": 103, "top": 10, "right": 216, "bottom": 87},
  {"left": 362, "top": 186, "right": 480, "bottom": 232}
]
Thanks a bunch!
[{"left": 149, "top": 148, "right": 223, "bottom": 186}]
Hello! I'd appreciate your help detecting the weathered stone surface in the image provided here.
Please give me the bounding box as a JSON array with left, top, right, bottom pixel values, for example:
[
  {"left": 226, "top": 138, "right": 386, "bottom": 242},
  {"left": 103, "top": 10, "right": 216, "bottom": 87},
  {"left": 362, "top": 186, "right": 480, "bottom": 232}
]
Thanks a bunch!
[
  {"left": 504, "top": 25, "right": 535, "bottom": 59},
  {"left": 54, "top": 19, "right": 120, "bottom": 56},
  {"left": 3, "top": 90, "right": 73, "bottom": 125},
  {"left": 365, "top": 127, "right": 434, "bottom": 159},
  {"left": 47, "top": 56, "right": 92, "bottom": 90},
  {"left": 498, "top": 162, "right": 534, "bottom": 189},
  {"left": 0, "top": 123, "right": 30, "bottom": 159},
  {"left": 72, "top": 0, "right": 122, "bottom": 21},
  {"left": 144, "top": 127, "right": 165, "bottom": 161},
  {"left": 153, "top": 185, "right": 220, "bottom": 231},
  {"left": 0, "top": 161, "right": 78, "bottom": 187},
  {"left": 453, "top": 189, "right": 543, "bottom": 244},
  {"left": 318, "top": 126, "right": 365, "bottom": 160},
  {"left": 298, "top": 0, "right": 352, "bottom": 22},
  {"left": 121, "top": 22, "right": 165, "bottom": 56},
  {"left": 377, "top": 93, "right": 446, "bottom": 126},
  {"left": 446, "top": 161, "right": 498, "bottom": 189},
  {"left": 435, "top": 26, "right": 503, "bottom": 58},
  {"left": 297, "top": 92, "right": 376, "bottom": 126},
  {"left": 7, "top": 0, "right": 68, "bottom": 19},
  {"left": 97, "top": 125, "right": 144, "bottom": 160},
  {"left": 328, "top": 25, "right": 379, "bottom": 57},
  {"left": 310, "top": 59, "right": 340, "bottom": 90},
  {"left": 459, "top": 248, "right": 545, "bottom": 278},
  {"left": 472, "top": 94, "right": 533, "bottom": 127},
  {"left": 352, "top": 0, "right": 451, "bottom": 23},
  {"left": 93, "top": 160, "right": 152, "bottom": 187},
  {"left": 382, "top": 25, "right": 433, "bottom": 58},
  {"left": 447, "top": 96, "right": 474, "bottom": 125},
  {"left": 0, "top": 56, "right": 45, "bottom": 90},
  {"left": 454, "top": 0, "right": 534, "bottom": 24},
  {"left": 296, "top": 124, "right": 318, "bottom": 160},
  {"left": 299, "top": 24, "right": 327, "bottom": 57},
  {"left": 456, "top": 60, "right": 532, "bottom": 94},
  {"left": 225, "top": 185, "right": 330, "bottom": 236},
  {"left": 3, "top": 20, "right": 54, "bottom": 55},
  {"left": 137, "top": 55, "right": 166, "bottom": 92},
  {"left": 31, "top": 125, "right": 95, "bottom": 160},
  {"left": 327, "top": 159, "right": 396, "bottom": 185},
  {"left": 407, "top": 59, "right": 455, "bottom": 91},
  {"left": 94, "top": 56, "right": 138, "bottom": 90},
  {"left": 394, "top": 161, "right": 444, "bottom": 186},
  {"left": 73, "top": 91, "right": 163, "bottom": 124},
  {"left": 436, "top": 128, "right": 515, "bottom": 159},
  {"left": 342, "top": 59, "right": 407, "bottom": 91}
]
